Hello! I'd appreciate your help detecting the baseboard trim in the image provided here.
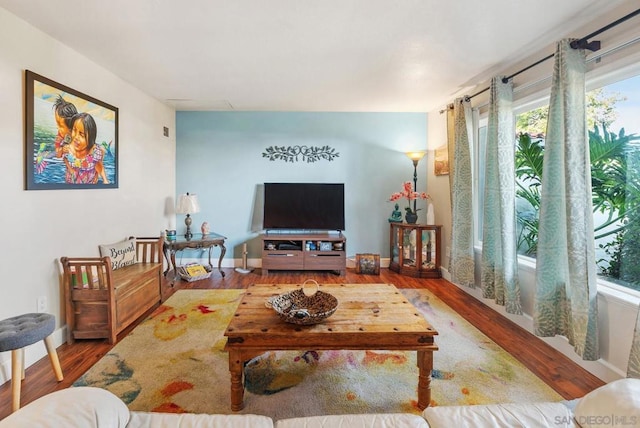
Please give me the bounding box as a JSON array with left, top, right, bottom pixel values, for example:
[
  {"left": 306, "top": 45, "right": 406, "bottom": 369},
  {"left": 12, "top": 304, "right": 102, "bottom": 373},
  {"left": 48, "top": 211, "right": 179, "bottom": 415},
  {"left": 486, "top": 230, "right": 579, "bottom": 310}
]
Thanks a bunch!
[{"left": 442, "top": 267, "right": 623, "bottom": 383}]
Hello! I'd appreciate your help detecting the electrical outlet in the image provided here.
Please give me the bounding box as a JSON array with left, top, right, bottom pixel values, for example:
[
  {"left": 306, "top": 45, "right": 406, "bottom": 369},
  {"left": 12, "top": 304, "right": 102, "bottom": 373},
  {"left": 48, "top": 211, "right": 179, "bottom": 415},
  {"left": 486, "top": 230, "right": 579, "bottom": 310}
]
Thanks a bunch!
[{"left": 37, "top": 296, "right": 48, "bottom": 313}]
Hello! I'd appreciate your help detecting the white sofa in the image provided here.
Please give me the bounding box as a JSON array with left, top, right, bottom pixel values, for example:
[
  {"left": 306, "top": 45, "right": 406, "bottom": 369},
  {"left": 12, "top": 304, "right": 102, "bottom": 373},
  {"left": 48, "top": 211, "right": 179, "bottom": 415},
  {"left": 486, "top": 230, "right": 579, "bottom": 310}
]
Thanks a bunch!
[{"left": 1, "top": 379, "right": 638, "bottom": 428}]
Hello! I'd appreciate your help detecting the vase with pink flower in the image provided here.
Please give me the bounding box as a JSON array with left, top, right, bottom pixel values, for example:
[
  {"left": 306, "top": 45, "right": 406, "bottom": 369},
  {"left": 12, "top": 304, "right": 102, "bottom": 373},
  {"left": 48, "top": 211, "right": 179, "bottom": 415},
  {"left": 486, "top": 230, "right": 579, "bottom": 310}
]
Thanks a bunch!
[{"left": 389, "top": 181, "right": 430, "bottom": 224}]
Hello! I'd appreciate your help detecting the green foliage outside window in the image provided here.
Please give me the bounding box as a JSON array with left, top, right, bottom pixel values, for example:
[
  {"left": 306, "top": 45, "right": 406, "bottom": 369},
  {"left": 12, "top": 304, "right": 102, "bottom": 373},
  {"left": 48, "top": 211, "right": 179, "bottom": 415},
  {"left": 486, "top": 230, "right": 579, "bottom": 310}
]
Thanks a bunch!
[{"left": 515, "top": 88, "right": 640, "bottom": 291}]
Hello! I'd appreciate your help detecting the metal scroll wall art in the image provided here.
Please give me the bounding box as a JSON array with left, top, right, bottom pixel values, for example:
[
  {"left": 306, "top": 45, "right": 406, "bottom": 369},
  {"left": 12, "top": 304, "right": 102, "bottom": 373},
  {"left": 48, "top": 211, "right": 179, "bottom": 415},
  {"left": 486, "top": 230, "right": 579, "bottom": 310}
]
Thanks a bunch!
[{"left": 262, "top": 145, "right": 339, "bottom": 163}]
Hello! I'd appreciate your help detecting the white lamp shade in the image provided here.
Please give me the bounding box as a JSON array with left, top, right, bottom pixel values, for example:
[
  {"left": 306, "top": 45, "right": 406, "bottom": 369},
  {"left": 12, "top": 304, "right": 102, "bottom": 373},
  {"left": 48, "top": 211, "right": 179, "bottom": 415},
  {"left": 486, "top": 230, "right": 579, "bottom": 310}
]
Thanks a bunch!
[{"left": 176, "top": 193, "right": 200, "bottom": 214}]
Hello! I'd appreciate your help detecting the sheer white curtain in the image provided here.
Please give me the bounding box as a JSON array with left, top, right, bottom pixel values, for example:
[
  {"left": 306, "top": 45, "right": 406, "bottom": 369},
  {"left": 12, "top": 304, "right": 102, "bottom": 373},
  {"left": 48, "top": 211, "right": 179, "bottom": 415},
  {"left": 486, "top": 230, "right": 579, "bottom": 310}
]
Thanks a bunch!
[
  {"left": 481, "top": 77, "right": 522, "bottom": 314},
  {"left": 449, "top": 97, "right": 475, "bottom": 287},
  {"left": 533, "top": 39, "right": 599, "bottom": 360}
]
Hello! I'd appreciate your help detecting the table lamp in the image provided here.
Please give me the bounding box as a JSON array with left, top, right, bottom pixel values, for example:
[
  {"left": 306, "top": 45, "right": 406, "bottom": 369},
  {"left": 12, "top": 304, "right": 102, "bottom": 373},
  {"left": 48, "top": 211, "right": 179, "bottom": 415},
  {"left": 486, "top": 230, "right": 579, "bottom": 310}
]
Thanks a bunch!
[{"left": 176, "top": 192, "right": 200, "bottom": 239}]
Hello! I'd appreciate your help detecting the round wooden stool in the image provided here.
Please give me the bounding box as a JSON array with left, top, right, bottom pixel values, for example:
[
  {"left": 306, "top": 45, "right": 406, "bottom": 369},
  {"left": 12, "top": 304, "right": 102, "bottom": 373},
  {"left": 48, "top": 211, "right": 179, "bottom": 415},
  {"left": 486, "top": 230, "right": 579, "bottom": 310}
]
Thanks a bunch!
[{"left": 0, "top": 313, "right": 64, "bottom": 412}]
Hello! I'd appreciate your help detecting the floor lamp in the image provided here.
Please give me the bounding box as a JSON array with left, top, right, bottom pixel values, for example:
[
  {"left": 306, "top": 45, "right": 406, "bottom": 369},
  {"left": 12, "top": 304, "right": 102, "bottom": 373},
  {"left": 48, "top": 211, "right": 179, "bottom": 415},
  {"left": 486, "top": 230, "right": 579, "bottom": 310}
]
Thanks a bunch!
[{"left": 406, "top": 151, "right": 426, "bottom": 212}]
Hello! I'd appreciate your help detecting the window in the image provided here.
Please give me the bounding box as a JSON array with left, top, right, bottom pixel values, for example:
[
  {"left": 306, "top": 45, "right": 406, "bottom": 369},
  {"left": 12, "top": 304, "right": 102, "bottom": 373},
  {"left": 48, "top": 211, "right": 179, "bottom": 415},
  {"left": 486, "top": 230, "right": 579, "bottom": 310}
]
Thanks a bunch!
[
  {"left": 514, "top": 112, "right": 545, "bottom": 259},
  {"left": 513, "top": 74, "right": 640, "bottom": 291},
  {"left": 475, "top": 118, "right": 488, "bottom": 244}
]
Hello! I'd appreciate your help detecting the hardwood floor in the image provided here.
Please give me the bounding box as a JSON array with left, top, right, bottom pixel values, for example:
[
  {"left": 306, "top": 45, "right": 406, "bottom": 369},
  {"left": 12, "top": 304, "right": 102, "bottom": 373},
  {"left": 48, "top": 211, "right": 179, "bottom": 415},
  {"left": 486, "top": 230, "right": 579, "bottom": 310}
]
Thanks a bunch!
[{"left": 0, "top": 268, "right": 604, "bottom": 420}]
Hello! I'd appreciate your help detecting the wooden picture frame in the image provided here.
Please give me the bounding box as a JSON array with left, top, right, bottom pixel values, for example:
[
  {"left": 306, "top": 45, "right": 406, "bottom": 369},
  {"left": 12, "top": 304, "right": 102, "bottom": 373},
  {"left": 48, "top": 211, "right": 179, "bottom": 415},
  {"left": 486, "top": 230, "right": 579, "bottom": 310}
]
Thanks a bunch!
[
  {"left": 319, "top": 242, "right": 333, "bottom": 251},
  {"left": 434, "top": 145, "right": 449, "bottom": 176},
  {"left": 25, "top": 70, "right": 118, "bottom": 190},
  {"left": 355, "top": 253, "right": 380, "bottom": 275}
]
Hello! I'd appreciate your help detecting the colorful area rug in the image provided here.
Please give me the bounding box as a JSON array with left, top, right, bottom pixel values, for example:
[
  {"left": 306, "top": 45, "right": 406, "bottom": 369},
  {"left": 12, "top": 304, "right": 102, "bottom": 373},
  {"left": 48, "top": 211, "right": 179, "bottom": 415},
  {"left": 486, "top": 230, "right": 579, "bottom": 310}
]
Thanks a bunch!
[{"left": 74, "top": 287, "right": 562, "bottom": 420}]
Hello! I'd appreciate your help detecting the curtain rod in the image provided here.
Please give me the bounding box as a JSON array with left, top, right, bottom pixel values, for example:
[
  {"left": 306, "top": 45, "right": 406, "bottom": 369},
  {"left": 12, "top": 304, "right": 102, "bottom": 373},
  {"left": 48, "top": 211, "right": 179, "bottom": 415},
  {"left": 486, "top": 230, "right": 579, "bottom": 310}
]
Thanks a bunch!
[
  {"left": 460, "top": 7, "right": 640, "bottom": 102},
  {"left": 457, "top": 34, "right": 640, "bottom": 113}
]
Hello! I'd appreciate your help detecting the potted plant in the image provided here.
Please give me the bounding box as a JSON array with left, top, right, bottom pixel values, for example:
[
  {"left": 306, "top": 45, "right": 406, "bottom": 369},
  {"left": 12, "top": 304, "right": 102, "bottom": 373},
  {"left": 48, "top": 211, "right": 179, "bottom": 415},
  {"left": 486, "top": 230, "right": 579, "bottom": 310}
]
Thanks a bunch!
[{"left": 389, "top": 181, "right": 430, "bottom": 224}]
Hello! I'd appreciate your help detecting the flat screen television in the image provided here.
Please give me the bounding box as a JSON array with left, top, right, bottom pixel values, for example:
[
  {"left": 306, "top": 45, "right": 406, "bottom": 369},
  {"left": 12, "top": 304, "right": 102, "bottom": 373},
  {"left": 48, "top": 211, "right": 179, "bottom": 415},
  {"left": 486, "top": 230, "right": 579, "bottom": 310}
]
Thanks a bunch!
[{"left": 263, "top": 183, "right": 345, "bottom": 231}]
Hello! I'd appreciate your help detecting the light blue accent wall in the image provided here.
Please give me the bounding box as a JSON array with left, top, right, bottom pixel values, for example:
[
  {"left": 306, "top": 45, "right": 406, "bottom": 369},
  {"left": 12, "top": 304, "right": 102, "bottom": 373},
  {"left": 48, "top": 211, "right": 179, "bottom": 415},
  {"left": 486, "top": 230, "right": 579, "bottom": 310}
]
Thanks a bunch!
[{"left": 175, "top": 111, "right": 428, "bottom": 262}]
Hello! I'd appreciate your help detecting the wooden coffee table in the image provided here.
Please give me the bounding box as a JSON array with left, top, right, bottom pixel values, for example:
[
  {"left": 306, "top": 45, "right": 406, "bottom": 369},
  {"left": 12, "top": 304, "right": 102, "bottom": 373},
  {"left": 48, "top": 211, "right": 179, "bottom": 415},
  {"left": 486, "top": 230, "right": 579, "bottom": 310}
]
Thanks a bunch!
[{"left": 223, "top": 283, "right": 438, "bottom": 411}]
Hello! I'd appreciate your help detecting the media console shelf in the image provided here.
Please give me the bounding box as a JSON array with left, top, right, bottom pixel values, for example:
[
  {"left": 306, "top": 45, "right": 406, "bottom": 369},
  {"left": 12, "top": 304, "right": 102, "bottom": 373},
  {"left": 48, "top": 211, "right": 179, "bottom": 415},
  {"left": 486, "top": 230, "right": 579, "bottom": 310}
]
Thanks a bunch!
[{"left": 261, "top": 232, "right": 346, "bottom": 275}]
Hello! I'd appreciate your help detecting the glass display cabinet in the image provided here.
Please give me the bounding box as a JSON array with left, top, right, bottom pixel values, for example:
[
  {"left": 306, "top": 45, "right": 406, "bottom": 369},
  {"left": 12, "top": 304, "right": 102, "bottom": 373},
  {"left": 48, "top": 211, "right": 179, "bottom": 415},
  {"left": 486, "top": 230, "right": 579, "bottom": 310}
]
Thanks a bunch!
[{"left": 389, "top": 223, "right": 442, "bottom": 278}]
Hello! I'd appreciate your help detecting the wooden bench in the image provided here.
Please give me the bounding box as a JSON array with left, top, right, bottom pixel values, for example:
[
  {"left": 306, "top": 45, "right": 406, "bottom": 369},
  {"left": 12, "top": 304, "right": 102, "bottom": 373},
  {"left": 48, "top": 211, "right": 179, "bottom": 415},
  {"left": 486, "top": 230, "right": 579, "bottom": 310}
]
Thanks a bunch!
[{"left": 60, "top": 236, "right": 163, "bottom": 344}]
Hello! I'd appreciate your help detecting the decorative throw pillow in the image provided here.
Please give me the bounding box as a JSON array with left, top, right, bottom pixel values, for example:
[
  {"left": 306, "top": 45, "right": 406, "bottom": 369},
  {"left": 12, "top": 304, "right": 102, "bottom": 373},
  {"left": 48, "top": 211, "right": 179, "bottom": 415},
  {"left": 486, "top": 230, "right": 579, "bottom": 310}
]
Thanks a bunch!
[
  {"left": 99, "top": 238, "right": 137, "bottom": 270},
  {"left": 573, "top": 378, "right": 640, "bottom": 428}
]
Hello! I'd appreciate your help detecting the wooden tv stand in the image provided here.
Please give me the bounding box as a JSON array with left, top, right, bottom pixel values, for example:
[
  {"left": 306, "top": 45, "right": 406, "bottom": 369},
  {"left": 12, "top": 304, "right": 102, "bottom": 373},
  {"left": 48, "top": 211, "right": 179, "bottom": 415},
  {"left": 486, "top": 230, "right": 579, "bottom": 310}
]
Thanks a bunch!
[{"left": 261, "top": 232, "right": 346, "bottom": 275}]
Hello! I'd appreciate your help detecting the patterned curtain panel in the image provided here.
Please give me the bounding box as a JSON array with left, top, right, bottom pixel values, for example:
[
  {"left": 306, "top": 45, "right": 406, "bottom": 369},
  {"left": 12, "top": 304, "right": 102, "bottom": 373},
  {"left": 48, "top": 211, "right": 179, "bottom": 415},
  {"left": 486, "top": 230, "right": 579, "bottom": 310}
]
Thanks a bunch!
[
  {"left": 449, "top": 98, "right": 475, "bottom": 288},
  {"left": 447, "top": 105, "right": 455, "bottom": 195},
  {"left": 533, "top": 39, "right": 599, "bottom": 360},
  {"left": 481, "top": 77, "right": 522, "bottom": 315},
  {"left": 630, "top": 305, "right": 640, "bottom": 378}
]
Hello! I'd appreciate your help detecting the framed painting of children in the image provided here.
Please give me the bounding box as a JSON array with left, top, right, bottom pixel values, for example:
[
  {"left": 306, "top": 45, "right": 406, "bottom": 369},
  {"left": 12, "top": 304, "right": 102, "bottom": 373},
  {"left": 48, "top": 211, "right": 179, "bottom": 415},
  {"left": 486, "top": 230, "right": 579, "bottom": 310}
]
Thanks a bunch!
[{"left": 24, "top": 70, "right": 118, "bottom": 190}]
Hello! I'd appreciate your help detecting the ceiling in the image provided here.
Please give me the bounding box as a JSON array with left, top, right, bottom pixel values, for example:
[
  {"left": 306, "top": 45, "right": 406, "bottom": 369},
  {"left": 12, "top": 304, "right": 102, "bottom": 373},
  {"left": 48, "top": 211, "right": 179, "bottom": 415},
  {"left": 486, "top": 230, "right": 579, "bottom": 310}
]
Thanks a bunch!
[{"left": 0, "top": 0, "right": 627, "bottom": 112}]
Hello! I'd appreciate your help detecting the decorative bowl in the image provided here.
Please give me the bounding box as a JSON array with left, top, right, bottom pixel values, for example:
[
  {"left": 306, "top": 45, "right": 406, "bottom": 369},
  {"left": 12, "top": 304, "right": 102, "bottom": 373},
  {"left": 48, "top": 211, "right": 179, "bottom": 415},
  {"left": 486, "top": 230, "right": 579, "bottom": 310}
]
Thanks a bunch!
[{"left": 266, "top": 280, "right": 338, "bottom": 325}]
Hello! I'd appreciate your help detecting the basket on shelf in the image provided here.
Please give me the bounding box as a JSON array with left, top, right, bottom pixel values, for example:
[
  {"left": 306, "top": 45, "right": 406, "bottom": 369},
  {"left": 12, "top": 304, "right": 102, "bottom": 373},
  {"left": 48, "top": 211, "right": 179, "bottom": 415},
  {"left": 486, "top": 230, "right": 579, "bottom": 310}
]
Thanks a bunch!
[
  {"left": 266, "top": 279, "right": 338, "bottom": 325},
  {"left": 178, "top": 263, "right": 212, "bottom": 282}
]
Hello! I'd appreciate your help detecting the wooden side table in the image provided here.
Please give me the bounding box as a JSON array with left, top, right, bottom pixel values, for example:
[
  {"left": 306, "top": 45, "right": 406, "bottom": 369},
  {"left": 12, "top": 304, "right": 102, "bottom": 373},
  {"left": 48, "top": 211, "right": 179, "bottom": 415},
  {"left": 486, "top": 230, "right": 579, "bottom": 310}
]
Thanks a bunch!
[
  {"left": 163, "top": 232, "right": 227, "bottom": 280},
  {"left": 389, "top": 223, "right": 442, "bottom": 278}
]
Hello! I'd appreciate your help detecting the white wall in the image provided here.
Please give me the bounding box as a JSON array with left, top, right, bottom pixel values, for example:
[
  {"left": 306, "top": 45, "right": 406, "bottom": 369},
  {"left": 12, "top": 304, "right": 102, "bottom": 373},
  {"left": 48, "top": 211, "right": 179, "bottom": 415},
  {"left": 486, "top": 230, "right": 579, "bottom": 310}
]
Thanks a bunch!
[
  {"left": 0, "top": 8, "right": 176, "bottom": 383},
  {"left": 426, "top": 111, "right": 452, "bottom": 268}
]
